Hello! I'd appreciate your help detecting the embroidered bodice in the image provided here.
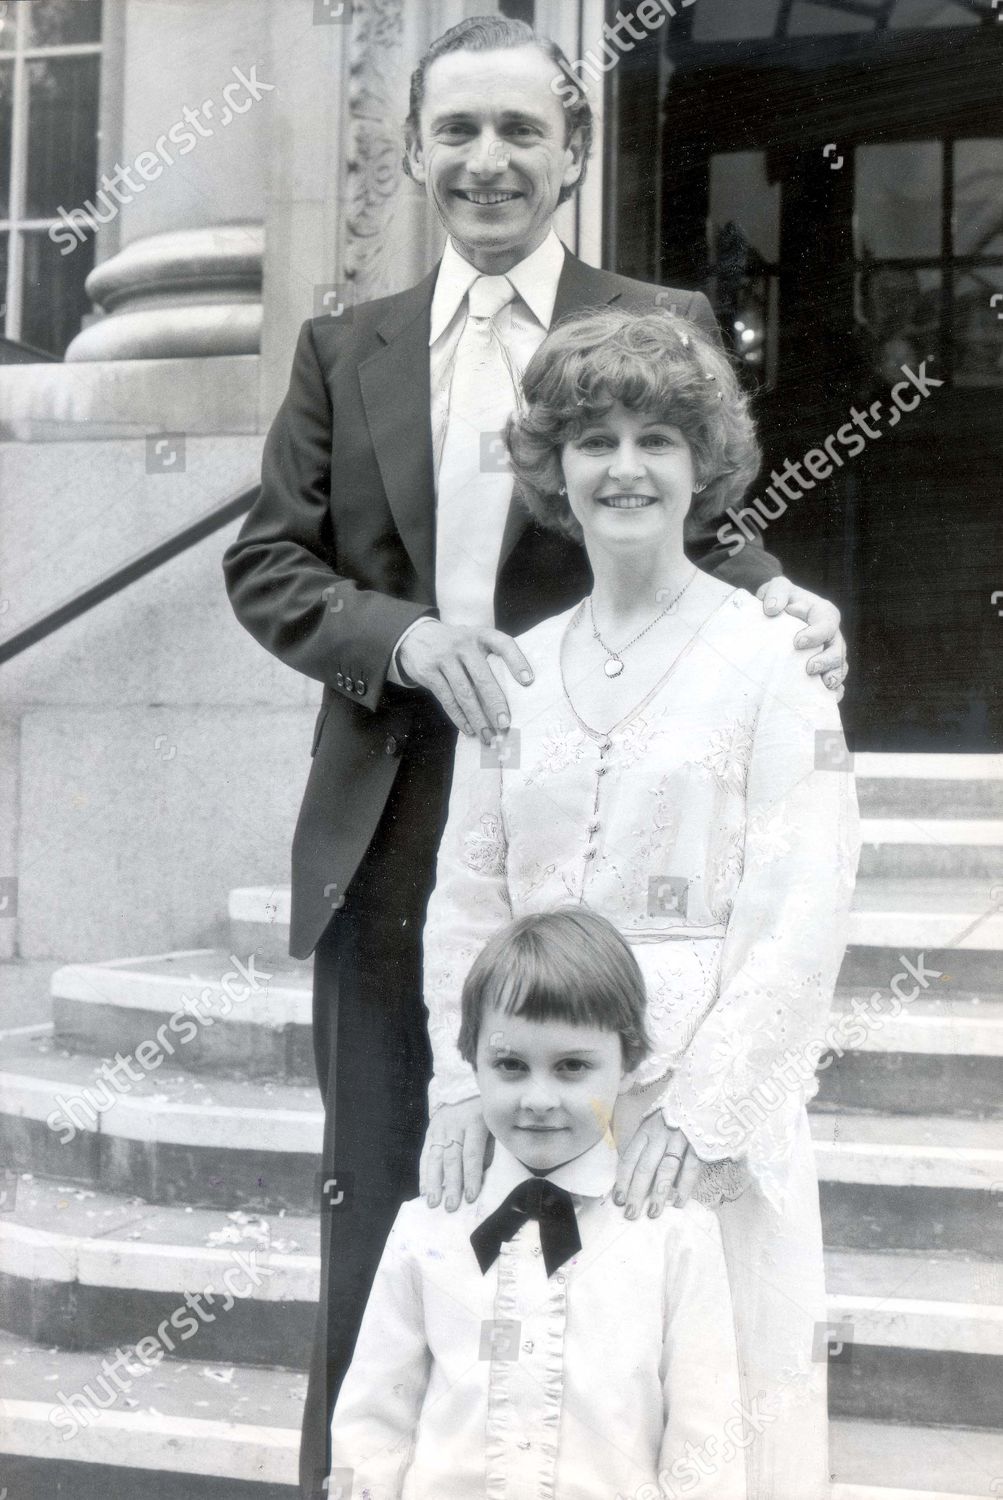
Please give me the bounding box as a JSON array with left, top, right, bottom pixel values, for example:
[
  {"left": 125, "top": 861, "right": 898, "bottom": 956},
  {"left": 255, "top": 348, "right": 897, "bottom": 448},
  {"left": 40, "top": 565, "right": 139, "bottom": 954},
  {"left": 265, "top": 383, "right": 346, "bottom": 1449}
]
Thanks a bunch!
[{"left": 423, "top": 582, "right": 860, "bottom": 1207}]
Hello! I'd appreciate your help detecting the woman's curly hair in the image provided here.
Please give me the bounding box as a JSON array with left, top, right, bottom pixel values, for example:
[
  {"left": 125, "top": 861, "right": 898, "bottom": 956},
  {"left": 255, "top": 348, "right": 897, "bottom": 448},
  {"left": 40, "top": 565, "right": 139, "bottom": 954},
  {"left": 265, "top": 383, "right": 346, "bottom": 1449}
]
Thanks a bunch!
[{"left": 506, "top": 306, "right": 761, "bottom": 544}]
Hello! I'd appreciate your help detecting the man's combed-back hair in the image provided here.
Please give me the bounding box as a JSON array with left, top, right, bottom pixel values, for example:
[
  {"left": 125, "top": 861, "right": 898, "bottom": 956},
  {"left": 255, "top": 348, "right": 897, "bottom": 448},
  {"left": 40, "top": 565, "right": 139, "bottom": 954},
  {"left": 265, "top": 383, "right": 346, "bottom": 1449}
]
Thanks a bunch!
[
  {"left": 506, "top": 306, "right": 762, "bottom": 544},
  {"left": 458, "top": 907, "right": 652, "bottom": 1072},
  {"left": 402, "top": 16, "right": 593, "bottom": 205}
]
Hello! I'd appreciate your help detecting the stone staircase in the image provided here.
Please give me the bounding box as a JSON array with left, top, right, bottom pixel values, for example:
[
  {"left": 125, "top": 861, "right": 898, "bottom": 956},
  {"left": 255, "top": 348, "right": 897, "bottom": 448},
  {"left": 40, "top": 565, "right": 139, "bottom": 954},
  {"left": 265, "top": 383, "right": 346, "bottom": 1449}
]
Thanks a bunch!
[{"left": 0, "top": 753, "right": 1000, "bottom": 1498}]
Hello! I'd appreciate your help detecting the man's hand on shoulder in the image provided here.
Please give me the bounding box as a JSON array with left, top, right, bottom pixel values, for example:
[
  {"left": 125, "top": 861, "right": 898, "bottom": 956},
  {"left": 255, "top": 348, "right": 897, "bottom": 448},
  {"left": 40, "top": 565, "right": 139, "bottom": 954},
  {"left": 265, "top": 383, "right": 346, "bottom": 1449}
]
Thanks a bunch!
[
  {"left": 756, "top": 578, "right": 848, "bottom": 699},
  {"left": 398, "top": 619, "right": 535, "bottom": 741}
]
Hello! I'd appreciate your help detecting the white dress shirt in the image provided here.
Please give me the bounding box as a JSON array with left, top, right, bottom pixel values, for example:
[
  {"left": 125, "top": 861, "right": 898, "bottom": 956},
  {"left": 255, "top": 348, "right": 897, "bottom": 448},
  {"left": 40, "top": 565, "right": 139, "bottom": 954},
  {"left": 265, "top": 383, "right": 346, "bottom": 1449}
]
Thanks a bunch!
[
  {"left": 428, "top": 227, "right": 565, "bottom": 476},
  {"left": 387, "top": 229, "right": 566, "bottom": 684},
  {"left": 330, "top": 1134, "right": 746, "bottom": 1500}
]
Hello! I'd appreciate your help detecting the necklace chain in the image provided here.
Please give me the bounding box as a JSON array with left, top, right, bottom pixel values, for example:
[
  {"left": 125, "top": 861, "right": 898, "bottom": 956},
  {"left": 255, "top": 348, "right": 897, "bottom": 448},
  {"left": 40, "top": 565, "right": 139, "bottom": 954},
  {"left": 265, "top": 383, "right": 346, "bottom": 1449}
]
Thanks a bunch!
[
  {"left": 589, "top": 571, "right": 697, "bottom": 677},
  {"left": 559, "top": 584, "right": 734, "bottom": 741},
  {"left": 561, "top": 596, "right": 701, "bottom": 741}
]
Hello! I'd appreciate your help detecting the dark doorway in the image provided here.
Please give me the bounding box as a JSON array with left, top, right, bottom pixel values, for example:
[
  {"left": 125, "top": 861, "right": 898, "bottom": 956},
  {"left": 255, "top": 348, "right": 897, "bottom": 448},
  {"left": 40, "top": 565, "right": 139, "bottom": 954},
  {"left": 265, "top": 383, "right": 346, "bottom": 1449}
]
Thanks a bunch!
[{"left": 608, "top": 9, "right": 1003, "bottom": 750}]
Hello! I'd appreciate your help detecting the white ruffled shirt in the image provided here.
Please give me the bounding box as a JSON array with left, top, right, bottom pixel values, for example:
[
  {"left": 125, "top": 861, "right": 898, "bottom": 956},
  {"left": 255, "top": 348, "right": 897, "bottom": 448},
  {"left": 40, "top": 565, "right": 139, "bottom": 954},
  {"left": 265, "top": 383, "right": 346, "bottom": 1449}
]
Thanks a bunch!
[{"left": 329, "top": 1135, "right": 746, "bottom": 1500}]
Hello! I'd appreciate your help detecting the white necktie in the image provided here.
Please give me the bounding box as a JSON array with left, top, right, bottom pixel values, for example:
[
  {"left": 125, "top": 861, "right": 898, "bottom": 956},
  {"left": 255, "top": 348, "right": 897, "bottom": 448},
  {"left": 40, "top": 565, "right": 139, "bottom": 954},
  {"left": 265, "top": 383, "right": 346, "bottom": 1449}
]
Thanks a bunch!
[{"left": 435, "top": 275, "right": 519, "bottom": 629}]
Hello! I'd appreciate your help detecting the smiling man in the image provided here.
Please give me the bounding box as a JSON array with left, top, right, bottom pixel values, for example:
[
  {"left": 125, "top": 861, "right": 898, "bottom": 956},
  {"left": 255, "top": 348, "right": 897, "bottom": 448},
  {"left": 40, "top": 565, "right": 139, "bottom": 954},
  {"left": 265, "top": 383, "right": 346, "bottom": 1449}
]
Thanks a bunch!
[
  {"left": 407, "top": 43, "right": 584, "bottom": 274},
  {"left": 221, "top": 16, "right": 847, "bottom": 1497}
]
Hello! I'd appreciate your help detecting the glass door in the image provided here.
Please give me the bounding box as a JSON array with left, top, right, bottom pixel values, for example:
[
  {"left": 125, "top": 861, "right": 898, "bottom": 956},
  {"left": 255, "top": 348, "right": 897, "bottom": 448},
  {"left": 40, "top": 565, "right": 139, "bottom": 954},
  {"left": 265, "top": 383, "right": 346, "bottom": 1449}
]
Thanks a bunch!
[{"left": 646, "top": 26, "right": 1003, "bottom": 747}]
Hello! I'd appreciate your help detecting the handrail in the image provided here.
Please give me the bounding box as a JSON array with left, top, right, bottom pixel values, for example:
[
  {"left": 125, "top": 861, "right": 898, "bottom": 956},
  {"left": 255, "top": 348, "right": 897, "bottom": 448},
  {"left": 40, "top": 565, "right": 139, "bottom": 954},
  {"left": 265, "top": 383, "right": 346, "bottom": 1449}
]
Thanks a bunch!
[
  {"left": 0, "top": 336, "right": 60, "bottom": 365},
  {"left": 0, "top": 483, "right": 258, "bottom": 666}
]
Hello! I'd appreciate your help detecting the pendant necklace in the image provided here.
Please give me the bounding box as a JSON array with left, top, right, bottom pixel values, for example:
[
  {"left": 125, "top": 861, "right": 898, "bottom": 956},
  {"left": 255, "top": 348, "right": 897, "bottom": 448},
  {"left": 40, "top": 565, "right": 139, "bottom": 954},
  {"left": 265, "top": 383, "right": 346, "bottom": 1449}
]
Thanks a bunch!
[{"left": 589, "top": 570, "right": 697, "bottom": 678}]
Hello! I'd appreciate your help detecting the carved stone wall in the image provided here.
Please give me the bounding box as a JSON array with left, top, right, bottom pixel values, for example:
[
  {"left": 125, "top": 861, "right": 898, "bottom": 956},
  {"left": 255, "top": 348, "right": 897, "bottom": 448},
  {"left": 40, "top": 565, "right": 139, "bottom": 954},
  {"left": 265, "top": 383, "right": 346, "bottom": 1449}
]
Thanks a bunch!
[
  {"left": 343, "top": 0, "right": 416, "bottom": 298},
  {"left": 342, "top": 0, "right": 466, "bottom": 301}
]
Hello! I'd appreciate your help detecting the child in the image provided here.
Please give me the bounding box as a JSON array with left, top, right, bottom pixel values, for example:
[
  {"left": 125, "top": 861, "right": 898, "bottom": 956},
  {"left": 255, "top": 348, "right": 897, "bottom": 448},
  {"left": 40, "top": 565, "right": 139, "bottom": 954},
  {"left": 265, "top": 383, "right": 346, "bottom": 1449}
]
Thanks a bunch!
[{"left": 329, "top": 908, "right": 747, "bottom": 1500}]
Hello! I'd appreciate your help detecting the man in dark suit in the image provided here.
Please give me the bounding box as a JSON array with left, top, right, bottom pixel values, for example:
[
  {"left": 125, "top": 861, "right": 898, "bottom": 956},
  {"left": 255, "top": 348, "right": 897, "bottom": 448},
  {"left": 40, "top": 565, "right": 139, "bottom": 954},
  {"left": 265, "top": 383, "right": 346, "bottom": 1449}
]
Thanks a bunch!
[{"left": 223, "top": 17, "right": 846, "bottom": 1495}]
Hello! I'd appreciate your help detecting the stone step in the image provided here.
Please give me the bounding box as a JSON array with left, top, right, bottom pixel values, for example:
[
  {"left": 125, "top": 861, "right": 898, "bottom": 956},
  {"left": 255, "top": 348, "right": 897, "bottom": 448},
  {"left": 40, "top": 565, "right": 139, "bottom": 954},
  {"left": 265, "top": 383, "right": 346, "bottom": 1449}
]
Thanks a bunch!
[
  {"left": 0, "top": 1328, "right": 301, "bottom": 1498},
  {"left": 50, "top": 949, "right": 313, "bottom": 1083},
  {"left": 828, "top": 992, "right": 1003, "bottom": 1057},
  {"left": 31, "top": 931, "right": 1003, "bottom": 1131},
  {"left": 858, "top": 818, "right": 1003, "bottom": 879},
  {"left": 842, "top": 879, "right": 1003, "bottom": 989},
  {"left": 42, "top": 937, "right": 1003, "bottom": 1121},
  {"left": 10, "top": 1175, "right": 998, "bottom": 1397},
  {"left": 830, "top": 1415, "right": 1003, "bottom": 1499},
  {"left": 812, "top": 1109, "right": 1003, "bottom": 1256},
  {"left": 224, "top": 764, "right": 1003, "bottom": 958},
  {"left": 231, "top": 876, "right": 1003, "bottom": 981},
  {"left": 824, "top": 1248, "right": 1002, "bottom": 1428},
  {"left": 41, "top": 937, "right": 1003, "bottom": 1125},
  {"left": 833, "top": 1487, "right": 1000, "bottom": 1500},
  {"left": 833, "top": 1492, "right": 996, "bottom": 1500},
  {"left": 1, "top": 1320, "right": 998, "bottom": 1498},
  {"left": 229, "top": 886, "right": 294, "bottom": 969},
  {"left": 848, "top": 878, "right": 1003, "bottom": 949},
  {"left": 852, "top": 752, "right": 1003, "bottom": 819},
  {"left": 1, "top": 1175, "right": 997, "bottom": 1440},
  {"left": 0, "top": 1176, "right": 318, "bottom": 1368},
  {"left": 4, "top": 1027, "right": 999, "bottom": 1244},
  {"left": 0, "top": 1028, "right": 322, "bottom": 1213},
  {"left": 812, "top": 1109, "right": 1003, "bottom": 1187},
  {"left": 816, "top": 990, "right": 1003, "bottom": 1115}
]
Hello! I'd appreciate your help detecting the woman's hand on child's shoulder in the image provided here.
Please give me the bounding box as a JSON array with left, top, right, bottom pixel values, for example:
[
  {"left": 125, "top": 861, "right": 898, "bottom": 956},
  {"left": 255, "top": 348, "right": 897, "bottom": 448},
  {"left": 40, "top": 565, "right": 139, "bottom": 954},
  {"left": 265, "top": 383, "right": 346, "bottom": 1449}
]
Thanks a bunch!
[
  {"left": 420, "top": 1098, "right": 491, "bottom": 1211},
  {"left": 614, "top": 1115, "right": 704, "bottom": 1220}
]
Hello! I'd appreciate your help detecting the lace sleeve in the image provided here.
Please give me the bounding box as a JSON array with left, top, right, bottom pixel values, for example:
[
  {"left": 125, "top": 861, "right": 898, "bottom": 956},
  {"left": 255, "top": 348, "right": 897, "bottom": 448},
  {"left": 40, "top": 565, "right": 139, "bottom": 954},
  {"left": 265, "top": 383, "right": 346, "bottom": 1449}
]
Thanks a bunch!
[
  {"left": 658, "top": 631, "right": 860, "bottom": 1211},
  {"left": 422, "top": 728, "right": 513, "bottom": 1114}
]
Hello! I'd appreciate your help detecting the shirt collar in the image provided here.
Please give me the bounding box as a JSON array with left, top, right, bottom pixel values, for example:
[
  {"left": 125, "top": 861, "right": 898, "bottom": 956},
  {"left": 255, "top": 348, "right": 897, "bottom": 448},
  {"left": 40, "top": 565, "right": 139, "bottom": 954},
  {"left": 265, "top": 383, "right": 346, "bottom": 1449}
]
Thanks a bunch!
[
  {"left": 482, "top": 1133, "right": 618, "bottom": 1216},
  {"left": 428, "top": 228, "right": 566, "bottom": 345}
]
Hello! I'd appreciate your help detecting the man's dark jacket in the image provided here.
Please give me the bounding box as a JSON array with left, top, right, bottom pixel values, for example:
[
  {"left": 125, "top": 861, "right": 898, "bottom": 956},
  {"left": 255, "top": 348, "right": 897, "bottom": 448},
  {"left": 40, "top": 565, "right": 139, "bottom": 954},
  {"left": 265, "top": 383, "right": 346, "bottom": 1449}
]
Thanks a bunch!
[{"left": 222, "top": 249, "right": 781, "bottom": 959}]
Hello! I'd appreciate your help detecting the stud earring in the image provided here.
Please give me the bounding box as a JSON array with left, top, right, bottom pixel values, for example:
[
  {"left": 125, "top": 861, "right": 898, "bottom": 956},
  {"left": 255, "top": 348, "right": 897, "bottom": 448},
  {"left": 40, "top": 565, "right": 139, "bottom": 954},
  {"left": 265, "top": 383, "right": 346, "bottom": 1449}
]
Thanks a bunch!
[{"left": 558, "top": 486, "right": 568, "bottom": 496}]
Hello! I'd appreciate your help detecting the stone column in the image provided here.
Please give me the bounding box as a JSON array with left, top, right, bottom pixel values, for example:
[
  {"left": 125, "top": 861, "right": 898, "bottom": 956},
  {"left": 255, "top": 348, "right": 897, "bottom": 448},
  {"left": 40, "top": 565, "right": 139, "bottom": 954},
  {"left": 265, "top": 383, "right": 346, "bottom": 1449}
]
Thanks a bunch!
[
  {"left": 255, "top": 0, "right": 351, "bottom": 428},
  {"left": 66, "top": 0, "right": 270, "bottom": 361}
]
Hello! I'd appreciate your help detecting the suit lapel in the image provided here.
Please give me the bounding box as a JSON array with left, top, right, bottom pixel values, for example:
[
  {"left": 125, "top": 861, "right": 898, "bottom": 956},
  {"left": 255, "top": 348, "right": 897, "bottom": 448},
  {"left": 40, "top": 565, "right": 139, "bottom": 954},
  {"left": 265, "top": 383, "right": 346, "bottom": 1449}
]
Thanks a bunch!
[
  {"left": 550, "top": 249, "right": 627, "bottom": 326},
  {"left": 496, "top": 252, "right": 626, "bottom": 576},
  {"left": 358, "top": 267, "right": 439, "bottom": 599}
]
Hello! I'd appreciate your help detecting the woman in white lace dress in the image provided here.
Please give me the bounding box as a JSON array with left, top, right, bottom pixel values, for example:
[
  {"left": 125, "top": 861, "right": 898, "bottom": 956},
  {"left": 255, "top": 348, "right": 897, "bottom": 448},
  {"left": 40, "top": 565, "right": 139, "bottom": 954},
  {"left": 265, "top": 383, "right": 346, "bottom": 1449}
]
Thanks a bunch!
[{"left": 419, "top": 308, "right": 860, "bottom": 1499}]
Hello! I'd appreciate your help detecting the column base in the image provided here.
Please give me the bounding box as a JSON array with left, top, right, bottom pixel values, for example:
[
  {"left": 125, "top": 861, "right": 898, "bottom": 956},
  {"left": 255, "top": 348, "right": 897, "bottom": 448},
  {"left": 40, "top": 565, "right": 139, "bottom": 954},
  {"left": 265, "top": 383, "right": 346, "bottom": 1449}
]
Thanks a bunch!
[{"left": 66, "top": 225, "right": 263, "bottom": 363}]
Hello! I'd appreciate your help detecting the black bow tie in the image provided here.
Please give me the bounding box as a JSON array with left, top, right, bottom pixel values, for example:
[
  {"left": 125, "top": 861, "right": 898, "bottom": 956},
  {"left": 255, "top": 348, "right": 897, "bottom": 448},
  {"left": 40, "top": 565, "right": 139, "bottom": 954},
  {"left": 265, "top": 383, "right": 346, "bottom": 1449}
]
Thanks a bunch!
[{"left": 470, "top": 1175, "right": 582, "bottom": 1279}]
